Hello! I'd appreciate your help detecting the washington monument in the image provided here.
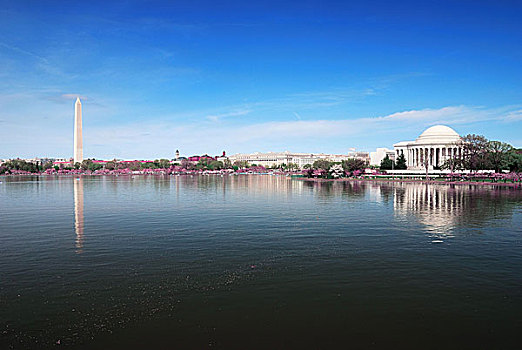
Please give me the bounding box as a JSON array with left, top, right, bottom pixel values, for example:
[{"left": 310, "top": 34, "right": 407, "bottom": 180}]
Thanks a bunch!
[{"left": 74, "top": 97, "right": 83, "bottom": 164}]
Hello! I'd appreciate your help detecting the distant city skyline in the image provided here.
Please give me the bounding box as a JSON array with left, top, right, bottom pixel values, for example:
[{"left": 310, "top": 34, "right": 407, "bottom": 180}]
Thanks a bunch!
[{"left": 1, "top": 0, "right": 521, "bottom": 159}]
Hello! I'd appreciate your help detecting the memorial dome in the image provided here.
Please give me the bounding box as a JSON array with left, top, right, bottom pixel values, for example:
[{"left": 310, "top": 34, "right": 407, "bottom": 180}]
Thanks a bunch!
[{"left": 416, "top": 125, "right": 460, "bottom": 144}]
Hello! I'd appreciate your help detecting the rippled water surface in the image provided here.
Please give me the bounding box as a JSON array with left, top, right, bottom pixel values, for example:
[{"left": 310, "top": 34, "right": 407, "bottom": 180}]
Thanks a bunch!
[{"left": 1, "top": 175, "right": 521, "bottom": 349}]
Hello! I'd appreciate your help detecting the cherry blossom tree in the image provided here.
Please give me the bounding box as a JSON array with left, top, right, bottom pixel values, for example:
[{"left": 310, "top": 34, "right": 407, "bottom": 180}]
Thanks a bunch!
[{"left": 329, "top": 164, "right": 344, "bottom": 178}]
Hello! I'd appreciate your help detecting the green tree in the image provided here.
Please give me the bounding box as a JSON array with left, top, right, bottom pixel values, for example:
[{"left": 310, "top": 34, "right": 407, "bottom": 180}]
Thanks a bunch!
[
  {"left": 80, "top": 159, "right": 92, "bottom": 170},
  {"left": 233, "top": 160, "right": 249, "bottom": 168},
  {"left": 395, "top": 153, "right": 407, "bottom": 170},
  {"left": 158, "top": 159, "right": 171, "bottom": 169},
  {"left": 486, "top": 141, "right": 513, "bottom": 173},
  {"left": 223, "top": 158, "right": 232, "bottom": 168},
  {"left": 460, "top": 134, "right": 489, "bottom": 171},
  {"left": 380, "top": 155, "right": 393, "bottom": 170},
  {"left": 507, "top": 149, "right": 522, "bottom": 172},
  {"left": 197, "top": 158, "right": 211, "bottom": 169},
  {"left": 181, "top": 159, "right": 196, "bottom": 170},
  {"left": 105, "top": 160, "right": 116, "bottom": 170},
  {"left": 42, "top": 161, "right": 54, "bottom": 170},
  {"left": 144, "top": 161, "right": 157, "bottom": 169},
  {"left": 313, "top": 159, "right": 332, "bottom": 171},
  {"left": 342, "top": 158, "right": 366, "bottom": 172},
  {"left": 286, "top": 162, "right": 299, "bottom": 171},
  {"left": 89, "top": 162, "right": 103, "bottom": 172},
  {"left": 208, "top": 160, "right": 224, "bottom": 170},
  {"left": 128, "top": 161, "right": 141, "bottom": 171}
]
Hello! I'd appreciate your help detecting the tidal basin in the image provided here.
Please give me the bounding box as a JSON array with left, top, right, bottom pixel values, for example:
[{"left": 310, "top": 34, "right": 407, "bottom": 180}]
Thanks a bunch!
[{"left": 1, "top": 175, "right": 521, "bottom": 349}]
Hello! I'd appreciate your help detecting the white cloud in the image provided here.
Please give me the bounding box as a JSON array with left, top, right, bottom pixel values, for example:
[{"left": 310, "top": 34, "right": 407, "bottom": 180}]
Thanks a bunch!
[
  {"left": 504, "top": 110, "right": 522, "bottom": 121},
  {"left": 381, "top": 106, "right": 465, "bottom": 121},
  {"left": 205, "top": 109, "right": 251, "bottom": 122}
]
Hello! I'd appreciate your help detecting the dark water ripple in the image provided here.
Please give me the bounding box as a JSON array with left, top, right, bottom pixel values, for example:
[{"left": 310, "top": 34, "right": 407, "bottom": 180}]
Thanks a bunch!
[{"left": 0, "top": 175, "right": 521, "bottom": 349}]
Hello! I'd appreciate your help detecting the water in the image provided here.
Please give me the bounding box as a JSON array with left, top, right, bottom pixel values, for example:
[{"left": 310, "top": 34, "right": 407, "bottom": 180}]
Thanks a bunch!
[{"left": 0, "top": 175, "right": 521, "bottom": 349}]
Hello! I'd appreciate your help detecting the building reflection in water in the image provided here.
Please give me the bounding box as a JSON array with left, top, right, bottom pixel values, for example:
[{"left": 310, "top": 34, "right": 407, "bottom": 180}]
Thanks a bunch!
[
  {"left": 392, "top": 182, "right": 520, "bottom": 239},
  {"left": 393, "top": 183, "right": 463, "bottom": 239},
  {"left": 74, "top": 177, "right": 84, "bottom": 253},
  {"left": 299, "top": 179, "right": 519, "bottom": 240}
]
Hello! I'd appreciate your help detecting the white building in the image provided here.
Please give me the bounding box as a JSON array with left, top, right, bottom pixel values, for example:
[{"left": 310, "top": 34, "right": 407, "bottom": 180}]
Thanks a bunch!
[
  {"left": 222, "top": 151, "right": 368, "bottom": 168},
  {"left": 393, "top": 125, "right": 462, "bottom": 170},
  {"left": 369, "top": 148, "right": 395, "bottom": 166}
]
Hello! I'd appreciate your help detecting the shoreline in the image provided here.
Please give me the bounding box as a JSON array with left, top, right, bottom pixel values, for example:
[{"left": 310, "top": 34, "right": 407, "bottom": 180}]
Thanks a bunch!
[
  {"left": 1, "top": 173, "right": 521, "bottom": 188},
  {"left": 298, "top": 177, "right": 522, "bottom": 188}
]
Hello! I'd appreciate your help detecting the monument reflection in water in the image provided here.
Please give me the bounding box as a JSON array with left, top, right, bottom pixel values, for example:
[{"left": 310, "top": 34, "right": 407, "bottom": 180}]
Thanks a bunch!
[
  {"left": 74, "top": 177, "right": 84, "bottom": 253},
  {"left": 302, "top": 179, "right": 520, "bottom": 236},
  {"left": 391, "top": 182, "right": 519, "bottom": 237}
]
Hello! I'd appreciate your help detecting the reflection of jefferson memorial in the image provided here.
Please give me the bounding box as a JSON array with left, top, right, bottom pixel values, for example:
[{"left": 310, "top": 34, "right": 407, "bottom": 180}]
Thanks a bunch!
[
  {"left": 394, "top": 125, "right": 463, "bottom": 170},
  {"left": 393, "top": 183, "right": 465, "bottom": 235}
]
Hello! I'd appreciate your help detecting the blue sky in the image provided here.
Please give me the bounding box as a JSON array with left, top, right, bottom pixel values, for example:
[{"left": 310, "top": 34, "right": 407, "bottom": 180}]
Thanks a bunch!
[{"left": 1, "top": 0, "right": 521, "bottom": 159}]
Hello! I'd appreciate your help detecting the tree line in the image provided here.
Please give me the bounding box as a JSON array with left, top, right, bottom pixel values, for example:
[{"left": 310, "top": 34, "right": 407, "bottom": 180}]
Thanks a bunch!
[
  {"left": 444, "top": 135, "right": 521, "bottom": 173},
  {"left": 0, "top": 159, "right": 43, "bottom": 174}
]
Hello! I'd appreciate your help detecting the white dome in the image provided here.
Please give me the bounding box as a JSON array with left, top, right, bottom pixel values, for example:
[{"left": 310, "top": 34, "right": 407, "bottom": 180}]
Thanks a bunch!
[
  {"left": 420, "top": 125, "right": 459, "bottom": 137},
  {"left": 416, "top": 125, "right": 460, "bottom": 144}
]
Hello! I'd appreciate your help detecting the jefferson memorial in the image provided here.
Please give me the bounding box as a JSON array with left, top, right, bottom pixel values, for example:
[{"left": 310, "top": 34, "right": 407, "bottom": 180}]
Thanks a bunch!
[{"left": 393, "top": 125, "right": 463, "bottom": 170}]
